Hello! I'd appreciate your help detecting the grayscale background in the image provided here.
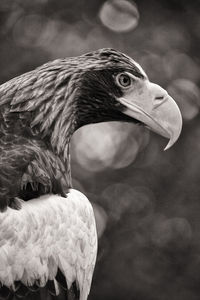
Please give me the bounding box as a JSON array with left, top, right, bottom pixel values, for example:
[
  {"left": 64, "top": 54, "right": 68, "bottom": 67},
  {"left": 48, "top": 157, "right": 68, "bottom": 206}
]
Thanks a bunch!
[{"left": 0, "top": 0, "right": 200, "bottom": 299}]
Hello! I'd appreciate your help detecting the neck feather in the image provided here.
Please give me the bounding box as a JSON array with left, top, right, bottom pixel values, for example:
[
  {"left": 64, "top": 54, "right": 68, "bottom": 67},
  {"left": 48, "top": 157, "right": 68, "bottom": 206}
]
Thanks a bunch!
[{"left": 28, "top": 70, "right": 80, "bottom": 162}]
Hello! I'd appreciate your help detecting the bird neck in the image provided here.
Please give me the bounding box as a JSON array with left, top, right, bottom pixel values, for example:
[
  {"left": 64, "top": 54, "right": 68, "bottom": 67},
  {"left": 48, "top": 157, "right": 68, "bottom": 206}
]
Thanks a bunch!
[
  {"left": 44, "top": 114, "right": 75, "bottom": 189},
  {"left": 51, "top": 116, "right": 76, "bottom": 163},
  {"left": 32, "top": 81, "right": 77, "bottom": 162}
]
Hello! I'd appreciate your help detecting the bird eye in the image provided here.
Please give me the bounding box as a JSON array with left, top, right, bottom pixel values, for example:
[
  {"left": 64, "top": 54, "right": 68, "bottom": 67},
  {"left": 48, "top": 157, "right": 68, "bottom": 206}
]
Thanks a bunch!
[{"left": 116, "top": 73, "right": 132, "bottom": 88}]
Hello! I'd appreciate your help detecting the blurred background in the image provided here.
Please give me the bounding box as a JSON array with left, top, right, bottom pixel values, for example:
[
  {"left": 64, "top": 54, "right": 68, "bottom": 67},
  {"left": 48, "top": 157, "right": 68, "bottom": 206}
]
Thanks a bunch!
[{"left": 1, "top": 0, "right": 200, "bottom": 299}]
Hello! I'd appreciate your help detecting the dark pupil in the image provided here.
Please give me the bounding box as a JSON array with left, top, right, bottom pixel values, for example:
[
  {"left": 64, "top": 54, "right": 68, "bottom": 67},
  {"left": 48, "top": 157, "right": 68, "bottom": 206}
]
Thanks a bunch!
[{"left": 120, "top": 75, "right": 130, "bottom": 86}]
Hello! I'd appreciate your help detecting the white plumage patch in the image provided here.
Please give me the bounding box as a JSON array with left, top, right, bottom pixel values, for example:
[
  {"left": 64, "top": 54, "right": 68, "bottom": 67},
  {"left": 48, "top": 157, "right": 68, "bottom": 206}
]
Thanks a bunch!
[{"left": 0, "top": 189, "right": 97, "bottom": 300}]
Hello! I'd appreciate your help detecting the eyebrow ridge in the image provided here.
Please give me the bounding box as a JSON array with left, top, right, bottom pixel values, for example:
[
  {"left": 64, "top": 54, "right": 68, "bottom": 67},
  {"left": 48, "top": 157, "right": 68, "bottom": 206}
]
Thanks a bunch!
[{"left": 126, "top": 70, "right": 146, "bottom": 79}]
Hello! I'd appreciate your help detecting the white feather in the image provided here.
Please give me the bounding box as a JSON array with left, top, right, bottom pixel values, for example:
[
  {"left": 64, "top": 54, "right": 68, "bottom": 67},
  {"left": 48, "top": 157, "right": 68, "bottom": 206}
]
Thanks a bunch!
[{"left": 0, "top": 189, "right": 97, "bottom": 300}]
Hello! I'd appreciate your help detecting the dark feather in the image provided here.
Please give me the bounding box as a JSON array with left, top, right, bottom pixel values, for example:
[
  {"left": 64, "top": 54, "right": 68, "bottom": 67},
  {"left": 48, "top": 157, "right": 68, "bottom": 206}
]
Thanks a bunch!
[
  {"left": 26, "top": 284, "right": 39, "bottom": 293},
  {"left": 55, "top": 269, "right": 68, "bottom": 291},
  {"left": 14, "top": 283, "right": 30, "bottom": 298},
  {"left": 46, "top": 280, "right": 59, "bottom": 296},
  {"left": 0, "top": 279, "right": 79, "bottom": 300},
  {"left": 71, "top": 282, "right": 80, "bottom": 300},
  {"left": 0, "top": 286, "right": 12, "bottom": 300}
]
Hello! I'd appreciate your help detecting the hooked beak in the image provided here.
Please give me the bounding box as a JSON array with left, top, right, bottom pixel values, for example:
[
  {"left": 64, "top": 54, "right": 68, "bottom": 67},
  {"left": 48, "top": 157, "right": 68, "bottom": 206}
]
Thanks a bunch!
[{"left": 118, "top": 82, "right": 182, "bottom": 150}]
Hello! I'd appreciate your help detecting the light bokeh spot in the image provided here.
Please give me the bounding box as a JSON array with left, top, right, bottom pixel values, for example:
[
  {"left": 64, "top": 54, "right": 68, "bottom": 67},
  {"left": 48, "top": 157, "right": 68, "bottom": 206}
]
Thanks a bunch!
[
  {"left": 151, "top": 216, "right": 192, "bottom": 248},
  {"left": 168, "top": 79, "right": 200, "bottom": 121},
  {"left": 71, "top": 122, "right": 147, "bottom": 172},
  {"left": 92, "top": 203, "right": 108, "bottom": 238},
  {"left": 99, "top": 0, "right": 139, "bottom": 32}
]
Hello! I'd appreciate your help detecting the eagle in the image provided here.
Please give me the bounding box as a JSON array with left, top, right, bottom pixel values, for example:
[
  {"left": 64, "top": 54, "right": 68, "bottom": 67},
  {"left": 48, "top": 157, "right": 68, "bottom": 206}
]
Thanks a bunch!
[{"left": 0, "top": 48, "right": 182, "bottom": 299}]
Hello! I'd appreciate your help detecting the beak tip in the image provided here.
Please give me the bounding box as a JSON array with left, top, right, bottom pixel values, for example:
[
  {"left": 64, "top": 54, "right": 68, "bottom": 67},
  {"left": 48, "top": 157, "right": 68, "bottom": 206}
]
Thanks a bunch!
[
  {"left": 164, "top": 143, "right": 171, "bottom": 151},
  {"left": 163, "top": 105, "right": 183, "bottom": 151},
  {"left": 163, "top": 129, "right": 182, "bottom": 151}
]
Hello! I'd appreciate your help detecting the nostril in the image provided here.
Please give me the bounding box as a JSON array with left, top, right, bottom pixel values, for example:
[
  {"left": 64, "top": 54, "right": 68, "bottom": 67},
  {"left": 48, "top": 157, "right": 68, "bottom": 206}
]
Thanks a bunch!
[
  {"left": 154, "top": 95, "right": 167, "bottom": 109},
  {"left": 155, "top": 96, "right": 164, "bottom": 100}
]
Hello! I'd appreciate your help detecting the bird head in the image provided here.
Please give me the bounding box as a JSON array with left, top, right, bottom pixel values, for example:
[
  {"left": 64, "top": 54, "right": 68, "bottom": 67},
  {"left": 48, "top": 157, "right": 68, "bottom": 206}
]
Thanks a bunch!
[
  {"left": 68, "top": 48, "right": 182, "bottom": 150},
  {"left": 10, "top": 48, "right": 182, "bottom": 155}
]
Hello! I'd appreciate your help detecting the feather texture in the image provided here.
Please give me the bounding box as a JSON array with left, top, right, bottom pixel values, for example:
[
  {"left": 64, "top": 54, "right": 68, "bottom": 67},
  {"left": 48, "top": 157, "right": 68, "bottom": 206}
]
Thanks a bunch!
[
  {"left": 0, "top": 189, "right": 97, "bottom": 300},
  {"left": 0, "top": 48, "right": 144, "bottom": 209}
]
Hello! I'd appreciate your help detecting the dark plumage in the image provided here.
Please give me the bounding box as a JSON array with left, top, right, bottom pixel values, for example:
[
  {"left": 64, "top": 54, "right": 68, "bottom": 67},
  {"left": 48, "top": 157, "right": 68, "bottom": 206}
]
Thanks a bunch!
[{"left": 0, "top": 48, "right": 145, "bottom": 210}]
